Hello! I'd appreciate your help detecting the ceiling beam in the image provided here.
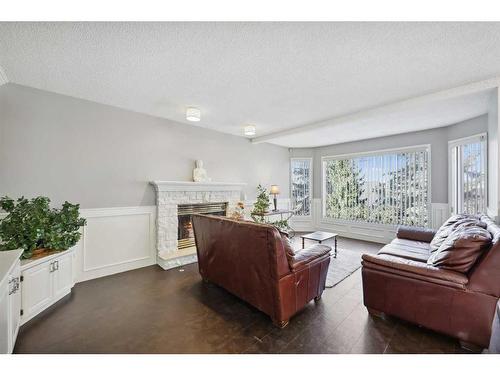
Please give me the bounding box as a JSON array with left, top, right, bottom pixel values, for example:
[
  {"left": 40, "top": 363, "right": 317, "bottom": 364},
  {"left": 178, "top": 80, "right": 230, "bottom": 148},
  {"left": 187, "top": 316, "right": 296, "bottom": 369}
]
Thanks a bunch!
[
  {"left": 0, "top": 65, "right": 8, "bottom": 86},
  {"left": 251, "top": 77, "right": 500, "bottom": 145}
]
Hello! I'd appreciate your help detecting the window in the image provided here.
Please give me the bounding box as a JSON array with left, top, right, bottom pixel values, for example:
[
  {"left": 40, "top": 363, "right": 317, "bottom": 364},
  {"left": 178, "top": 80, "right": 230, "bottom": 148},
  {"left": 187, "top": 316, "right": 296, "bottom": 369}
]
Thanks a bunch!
[
  {"left": 322, "top": 146, "right": 430, "bottom": 226},
  {"left": 290, "top": 158, "right": 312, "bottom": 216},
  {"left": 449, "top": 133, "right": 487, "bottom": 215}
]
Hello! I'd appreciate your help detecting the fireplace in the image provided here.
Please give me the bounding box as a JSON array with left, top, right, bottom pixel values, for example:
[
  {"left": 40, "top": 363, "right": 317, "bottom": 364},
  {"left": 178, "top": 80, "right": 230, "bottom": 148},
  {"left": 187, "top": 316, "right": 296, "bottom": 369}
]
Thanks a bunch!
[
  {"left": 177, "top": 202, "right": 228, "bottom": 249},
  {"left": 150, "top": 180, "right": 245, "bottom": 270}
]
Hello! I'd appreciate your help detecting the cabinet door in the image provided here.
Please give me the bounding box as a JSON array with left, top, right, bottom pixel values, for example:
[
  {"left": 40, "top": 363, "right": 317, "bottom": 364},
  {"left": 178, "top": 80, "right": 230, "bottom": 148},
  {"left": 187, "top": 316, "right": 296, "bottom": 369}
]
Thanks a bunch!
[
  {"left": 0, "top": 278, "right": 9, "bottom": 354},
  {"left": 8, "top": 262, "right": 21, "bottom": 353},
  {"left": 21, "top": 261, "right": 53, "bottom": 322},
  {"left": 53, "top": 252, "right": 73, "bottom": 301}
]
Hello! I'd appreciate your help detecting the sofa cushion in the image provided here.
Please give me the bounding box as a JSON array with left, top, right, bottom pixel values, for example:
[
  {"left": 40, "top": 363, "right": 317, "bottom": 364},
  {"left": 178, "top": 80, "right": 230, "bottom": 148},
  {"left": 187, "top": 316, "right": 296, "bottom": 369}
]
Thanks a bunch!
[
  {"left": 362, "top": 253, "right": 468, "bottom": 288},
  {"left": 289, "top": 244, "right": 331, "bottom": 271},
  {"left": 397, "top": 225, "right": 436, "bottom": 242},
  {"left": 430, "top": 214, "right": 487, "bottom": 253},
  {"left": 378, "top": 238, "right": 431, "bottom": 262},
  {"left": 427, "top": 225, "right": 492, "bottom": 273}
]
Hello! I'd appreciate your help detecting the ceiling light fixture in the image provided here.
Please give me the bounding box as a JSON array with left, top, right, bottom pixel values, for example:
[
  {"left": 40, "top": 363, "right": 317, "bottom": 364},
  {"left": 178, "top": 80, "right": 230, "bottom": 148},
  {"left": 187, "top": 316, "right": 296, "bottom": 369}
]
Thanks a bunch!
[
  {"left": 244, "top": 125, "right": 256, "bottom": 136},
  {"left": 186, "top": 107, "right": 201, "bottom": 122}
]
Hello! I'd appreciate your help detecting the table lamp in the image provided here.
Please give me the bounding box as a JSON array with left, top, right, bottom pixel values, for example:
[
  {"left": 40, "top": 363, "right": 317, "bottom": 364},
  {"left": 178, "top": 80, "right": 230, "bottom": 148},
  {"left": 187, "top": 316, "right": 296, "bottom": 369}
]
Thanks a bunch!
[{"left": 270, "top": 185, "right": 280, "bottom": 211}]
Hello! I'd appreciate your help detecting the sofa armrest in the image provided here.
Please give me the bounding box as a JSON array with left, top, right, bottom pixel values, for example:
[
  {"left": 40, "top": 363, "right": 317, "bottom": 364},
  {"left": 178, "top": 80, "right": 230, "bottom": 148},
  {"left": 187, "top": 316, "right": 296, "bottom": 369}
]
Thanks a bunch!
[
  {"left": 362, "top": 253, "right": 468, "bottom": 289},
  {"left": 290, "top": 244, "right": 331, "bottom": 271},
  {"left": 396, "top": 225, "right": 436, "bottom": 243}
]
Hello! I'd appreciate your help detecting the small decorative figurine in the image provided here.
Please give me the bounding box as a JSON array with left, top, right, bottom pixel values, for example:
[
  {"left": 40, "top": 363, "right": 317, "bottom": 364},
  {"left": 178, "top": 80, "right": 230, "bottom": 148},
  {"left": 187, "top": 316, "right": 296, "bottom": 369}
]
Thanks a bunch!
[
  {"left": 229, "top": 201, "right": 246, "bottom": 220},
  {"left": 193, "top": 160, "right": 210, "bottom": 182}
]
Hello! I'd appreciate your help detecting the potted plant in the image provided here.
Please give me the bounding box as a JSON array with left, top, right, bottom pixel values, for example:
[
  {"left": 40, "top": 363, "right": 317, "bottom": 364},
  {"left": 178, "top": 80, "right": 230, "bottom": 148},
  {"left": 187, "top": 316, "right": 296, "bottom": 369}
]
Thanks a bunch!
[
  {"left": 0, "top": 196, "right": 87, "bottom": 259},
  {"left": 251, "top": 184, "right": 270, "bottom": 222}
]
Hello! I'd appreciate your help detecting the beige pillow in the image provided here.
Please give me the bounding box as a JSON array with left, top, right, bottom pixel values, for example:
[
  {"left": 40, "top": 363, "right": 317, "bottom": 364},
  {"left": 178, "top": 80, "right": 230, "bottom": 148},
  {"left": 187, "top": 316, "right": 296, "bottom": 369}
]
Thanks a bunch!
[{"left": 427, "top": 226, "right": 491, "bottom": 273}]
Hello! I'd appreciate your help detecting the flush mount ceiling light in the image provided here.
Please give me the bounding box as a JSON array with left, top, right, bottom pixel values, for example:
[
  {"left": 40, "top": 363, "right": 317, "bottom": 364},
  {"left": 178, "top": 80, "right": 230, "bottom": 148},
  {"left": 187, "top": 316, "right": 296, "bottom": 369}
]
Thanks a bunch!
[
  {"left": 186, "top": 107, "right": 201, "bottom": 122},
  {"left": 244, "top": 125, "right": 256, "bottom": 136}
]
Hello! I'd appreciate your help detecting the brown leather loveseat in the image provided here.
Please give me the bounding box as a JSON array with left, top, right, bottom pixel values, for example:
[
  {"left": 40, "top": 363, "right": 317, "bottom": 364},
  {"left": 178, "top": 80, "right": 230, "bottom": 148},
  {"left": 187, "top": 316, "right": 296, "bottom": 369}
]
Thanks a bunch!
[
  {"left": 192, "top": 214, "right": 331, "bottom": 327},
  {"left": 361, "top": 214, "right": 500, "bottom": 349}
]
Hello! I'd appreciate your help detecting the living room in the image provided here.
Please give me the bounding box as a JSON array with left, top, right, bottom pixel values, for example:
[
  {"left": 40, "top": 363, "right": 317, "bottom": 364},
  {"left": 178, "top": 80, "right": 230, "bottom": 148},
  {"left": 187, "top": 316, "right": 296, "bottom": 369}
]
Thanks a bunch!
[{"left": 1, "top": 1, "right": 500, "bottom": 372}]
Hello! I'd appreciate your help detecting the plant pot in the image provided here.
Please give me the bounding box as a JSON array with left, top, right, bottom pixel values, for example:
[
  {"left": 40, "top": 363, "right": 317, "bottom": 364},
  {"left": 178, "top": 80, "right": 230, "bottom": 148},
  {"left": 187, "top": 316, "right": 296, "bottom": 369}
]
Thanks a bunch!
[{"left": 30, "top": 248, "right": 60, "bottom": 260}]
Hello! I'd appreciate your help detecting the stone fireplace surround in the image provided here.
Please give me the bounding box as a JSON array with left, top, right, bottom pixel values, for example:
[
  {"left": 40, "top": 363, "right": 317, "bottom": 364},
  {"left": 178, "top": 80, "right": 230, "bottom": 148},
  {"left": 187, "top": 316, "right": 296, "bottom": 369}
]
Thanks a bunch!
[{"left": 150, "top": 181, "right": 246, "bottom": 270}]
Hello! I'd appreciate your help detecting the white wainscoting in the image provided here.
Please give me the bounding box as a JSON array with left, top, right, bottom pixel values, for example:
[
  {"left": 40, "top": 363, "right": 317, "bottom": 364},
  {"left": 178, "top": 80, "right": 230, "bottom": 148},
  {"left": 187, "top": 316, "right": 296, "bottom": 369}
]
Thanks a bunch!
[
  {"left": 294, "top": 199, "right": 451, "bottom": 244},
  {"left": 74, "top": 206, "right": 156, "bottom": 282},
  {"left": 0, "top": 199, "right": 453, "bottom": 282},
  {"left": 431, "top": 203, "right": 450, "bottom": 230}
]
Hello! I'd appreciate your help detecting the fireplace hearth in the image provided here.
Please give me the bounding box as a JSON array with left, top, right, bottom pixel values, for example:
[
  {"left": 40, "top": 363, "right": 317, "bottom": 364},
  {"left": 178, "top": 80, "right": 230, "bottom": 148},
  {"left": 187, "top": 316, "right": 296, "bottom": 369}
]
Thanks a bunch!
[{"left": 177, "top": 202, "right": 228, "bottom": 249}]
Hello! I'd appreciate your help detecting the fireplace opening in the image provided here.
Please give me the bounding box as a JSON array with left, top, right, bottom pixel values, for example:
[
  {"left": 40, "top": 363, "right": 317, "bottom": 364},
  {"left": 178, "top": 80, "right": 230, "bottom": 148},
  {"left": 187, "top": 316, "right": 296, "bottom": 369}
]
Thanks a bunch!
[{"left": 177, "top": 202, "right": 228, "bottom": 249}]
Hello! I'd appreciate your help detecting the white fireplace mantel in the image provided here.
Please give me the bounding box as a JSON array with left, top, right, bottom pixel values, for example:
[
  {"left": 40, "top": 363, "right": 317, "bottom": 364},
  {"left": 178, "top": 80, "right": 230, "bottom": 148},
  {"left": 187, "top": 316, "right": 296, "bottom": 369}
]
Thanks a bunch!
[{"left": 150, "top": 180, "right": 247, "bottom": 192}]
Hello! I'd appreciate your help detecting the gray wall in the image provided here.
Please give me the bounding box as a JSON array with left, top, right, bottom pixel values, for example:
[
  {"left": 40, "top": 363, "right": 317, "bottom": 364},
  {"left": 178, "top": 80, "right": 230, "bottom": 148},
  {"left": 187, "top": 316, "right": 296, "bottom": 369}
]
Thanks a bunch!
[
  {"left": 488, "top": 89, "right": 499, "bottom": 217},
  {"left": 0, "top": 84, "right": 290, "bottom": 208},
  {"left": 291, "top": 114, "right": 488, "bottom": 203}
]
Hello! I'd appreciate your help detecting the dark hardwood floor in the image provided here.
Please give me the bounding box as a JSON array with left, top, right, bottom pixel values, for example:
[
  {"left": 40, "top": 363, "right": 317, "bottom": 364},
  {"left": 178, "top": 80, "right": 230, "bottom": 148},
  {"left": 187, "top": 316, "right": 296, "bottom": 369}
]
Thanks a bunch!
[{"left": 14, "top": 237, "right": 471, "bottom": 354}]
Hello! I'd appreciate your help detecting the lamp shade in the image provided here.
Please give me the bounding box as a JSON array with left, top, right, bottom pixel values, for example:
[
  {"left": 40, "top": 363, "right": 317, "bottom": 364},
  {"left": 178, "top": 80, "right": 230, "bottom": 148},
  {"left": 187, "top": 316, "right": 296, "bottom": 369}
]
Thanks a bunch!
[
  {"left": 244, "top": 125, "right": 256, "bottom": 136},
  {"left": 270, "top": 185, "right": 280, "bottom": 195},
  {"left": 186, "top": 107, "right": 201, "bottom": 122}
]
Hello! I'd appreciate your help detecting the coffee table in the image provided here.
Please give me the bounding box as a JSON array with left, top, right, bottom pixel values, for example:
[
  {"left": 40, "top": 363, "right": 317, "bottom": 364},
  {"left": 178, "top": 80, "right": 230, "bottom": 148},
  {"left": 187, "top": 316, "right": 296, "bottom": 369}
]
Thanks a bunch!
[{"left": 301, "top": 231, "right": 338, "bottom": 258}]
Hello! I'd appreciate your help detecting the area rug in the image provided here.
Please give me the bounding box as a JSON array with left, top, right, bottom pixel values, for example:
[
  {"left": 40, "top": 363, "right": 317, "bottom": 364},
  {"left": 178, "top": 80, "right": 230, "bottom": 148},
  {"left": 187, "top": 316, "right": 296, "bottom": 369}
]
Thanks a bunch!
[
  {"left": 292, "top": 235, "right": 383, "bottom": 288},
  {"left": 325, "top": 245, "right": 379, "bottom": 288}
]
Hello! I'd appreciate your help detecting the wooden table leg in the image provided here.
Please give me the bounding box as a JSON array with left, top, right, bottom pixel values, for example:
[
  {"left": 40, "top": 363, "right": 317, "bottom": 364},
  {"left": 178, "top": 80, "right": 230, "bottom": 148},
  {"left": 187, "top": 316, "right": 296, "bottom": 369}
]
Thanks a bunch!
[
  {"left": 302, "top": 237, "right": 305, "bottom": 249},
  {"left": 334, "top": 237, "right": 337, "bottom": 258}
]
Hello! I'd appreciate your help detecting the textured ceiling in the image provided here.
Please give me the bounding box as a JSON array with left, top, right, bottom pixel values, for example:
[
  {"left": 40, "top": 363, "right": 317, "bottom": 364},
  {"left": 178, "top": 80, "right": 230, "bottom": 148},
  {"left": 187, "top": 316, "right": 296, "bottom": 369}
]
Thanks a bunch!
[{"left": 0, "top": 22, "right": 499, "bottom": 146}]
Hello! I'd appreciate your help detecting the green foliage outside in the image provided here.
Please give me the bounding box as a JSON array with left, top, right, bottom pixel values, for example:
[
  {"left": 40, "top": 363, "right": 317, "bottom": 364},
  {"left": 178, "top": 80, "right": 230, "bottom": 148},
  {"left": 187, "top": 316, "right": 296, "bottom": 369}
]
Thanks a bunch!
[
  {"left": 0, "top": 196, "right": 87, "bottom": 259},
  {"left": 325, "top": 159, "right": 367, "bottom": 221},
  {"left": 325, "top": 153, "right": 428, "bottom": 227}
]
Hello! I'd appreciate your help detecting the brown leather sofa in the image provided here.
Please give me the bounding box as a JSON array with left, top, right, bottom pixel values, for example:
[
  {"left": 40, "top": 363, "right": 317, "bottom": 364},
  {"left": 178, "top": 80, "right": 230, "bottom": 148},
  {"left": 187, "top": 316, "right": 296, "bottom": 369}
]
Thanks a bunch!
[
  {"left": 192, "top": 214, "right": 331, "bottom": 327},
  {"left": 361, "top": 215, "right": 500, "bottom": 349}
]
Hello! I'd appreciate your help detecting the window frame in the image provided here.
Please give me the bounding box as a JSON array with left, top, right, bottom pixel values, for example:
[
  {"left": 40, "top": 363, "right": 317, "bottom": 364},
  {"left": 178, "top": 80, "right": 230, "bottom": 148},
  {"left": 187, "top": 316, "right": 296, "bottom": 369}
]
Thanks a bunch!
[
  {"left": 321, "top": 144, "right": 432, "bottom": 227},
  {"left": 289, "top": 157, "right": 313, "bottom": 218},
  {"left": 448, "top": 132, "right": 488, "bottom": 215}
]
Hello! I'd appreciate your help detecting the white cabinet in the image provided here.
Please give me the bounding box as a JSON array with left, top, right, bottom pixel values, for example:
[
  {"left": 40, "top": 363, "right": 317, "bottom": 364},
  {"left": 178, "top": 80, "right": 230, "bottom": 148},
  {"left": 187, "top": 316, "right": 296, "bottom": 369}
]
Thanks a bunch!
[
  {"left": 0, "top": 276, "right": 9, "bottom": 353},
  {"left": 0, "top": 249, "right": 23, "bottom": 354},
  {"left": 21, "top": 260, "right": 53, "bottom": 322},
  {"left": 8, "top": 265, "right": 21, "bottom": 352},
  {"left": 21, "top": 249, "right": 75, "bottom": 325},
  {"left": 52, "top": 251, "right": 73, "bottom": 301}
]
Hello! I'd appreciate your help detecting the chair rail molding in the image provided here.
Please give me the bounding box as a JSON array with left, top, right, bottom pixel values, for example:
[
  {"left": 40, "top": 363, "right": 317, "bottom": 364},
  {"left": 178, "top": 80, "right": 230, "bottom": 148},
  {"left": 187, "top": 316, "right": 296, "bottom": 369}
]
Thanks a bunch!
[{"left": 301, "top": 199, "right": 450, "bottom": 244}]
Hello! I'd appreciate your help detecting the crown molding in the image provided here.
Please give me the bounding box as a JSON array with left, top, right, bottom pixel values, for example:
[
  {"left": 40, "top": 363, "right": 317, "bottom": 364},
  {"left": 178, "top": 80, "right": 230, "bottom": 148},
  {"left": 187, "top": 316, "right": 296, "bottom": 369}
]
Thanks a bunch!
[
  {"left": 252, "top": 76, "right": 500, "bottom": 145},
  {"left": 0, "top": 65, "right": 8, "bottom": 86}
]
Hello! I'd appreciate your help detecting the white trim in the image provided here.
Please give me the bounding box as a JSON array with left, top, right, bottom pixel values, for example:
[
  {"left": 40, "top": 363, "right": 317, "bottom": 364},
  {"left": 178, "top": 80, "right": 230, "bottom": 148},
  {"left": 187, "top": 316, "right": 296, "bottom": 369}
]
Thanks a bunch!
[
  {"left": 289, "top": 157, "right": 313, "bottom": 219},
  {"left": 150, "top": 180, "right": 246, "bottom": 192},
  {"left": 448, "top": 132, "right": 488, "bottom": 147},
  {"left": 252, "top": 77, "right": 500, "bottom": 144},
  {"left": 448, "top": 133, "right": 488, "bottom": 215},
  {"left": 297, "top": 199, "right": 450, "bottom": 243},
  {"left": 431, "top": 203, "right": 450, "bottom": 229},
  {"left": 320, "top": 143, "right": 431, "bottom": 161}
]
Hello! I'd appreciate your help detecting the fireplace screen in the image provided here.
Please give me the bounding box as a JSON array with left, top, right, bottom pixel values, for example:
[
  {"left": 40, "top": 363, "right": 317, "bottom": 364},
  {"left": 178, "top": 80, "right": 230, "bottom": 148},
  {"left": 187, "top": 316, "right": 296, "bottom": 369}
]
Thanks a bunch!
[{"left": 177, "top": 202, "right": 228, "bottom": 249}]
